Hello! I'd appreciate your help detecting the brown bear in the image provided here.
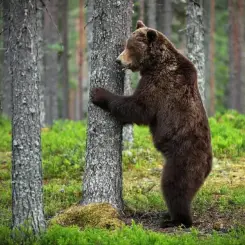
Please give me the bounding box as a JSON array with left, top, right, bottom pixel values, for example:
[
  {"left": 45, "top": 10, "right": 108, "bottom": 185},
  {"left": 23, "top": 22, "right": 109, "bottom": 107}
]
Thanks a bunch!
[{"left": 91, "top": 20, "right": 212, "bottom": 228}]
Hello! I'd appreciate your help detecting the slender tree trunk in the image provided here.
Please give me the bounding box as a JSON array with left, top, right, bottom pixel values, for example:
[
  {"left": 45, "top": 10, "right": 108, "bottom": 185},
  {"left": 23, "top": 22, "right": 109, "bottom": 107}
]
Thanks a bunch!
[
  {"left": 241, "top": 1, "right": 245, "bottom": 112},
  {"left": 156, "top": 0, "right": 172, "bottom": 37},
  {"left": 0, "top": 2, "right": 2, "bottom": 114},
  {"left": 228, "top": 0, "right": 243, "bottom": 112},
  {"left": 147, "top": 0, "right": 156, "bottom": 29},
  {"left": 82, "top": 0, "right": 133, "bottom": 210},
  {"left": 60, "top": 0, "right": 69, "bottom": 119},
  {"left": 9, "top": 0, "right": 45, "bottom": 233},
  {"left": 44, "top": 0, "right": 59, "bottom": 125},
  {"left": 186, "top": 0, "right": 206, "bottom": 105},
  {"left": 139, "top": 0, "right": 145, "bottom": 21},
  {"left": 203, "top": 0, "right": 210, "bottom": 113},
  {"left": 2, "top": 0, "right": 11, "bottom": 118},
  {"left": 37, "top": 0, "right": 45, "bottom": 127},
  {"left": 209, "top": 0, "right": 215, "bottom": 115}
]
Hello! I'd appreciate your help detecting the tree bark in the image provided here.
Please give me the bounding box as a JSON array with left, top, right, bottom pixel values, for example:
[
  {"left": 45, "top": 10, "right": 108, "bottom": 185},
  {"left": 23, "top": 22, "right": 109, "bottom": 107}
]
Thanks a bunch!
[
  {"left": 123, "top": 72, "right": 134, "bottom": 149},
  {"left": 37, "top": 0, "right": 45, "bottom": 127},
  {"left": 186, "top": 0, "right": 206, "bottom": 105},
  {"left": 147, "top": 0, "right": 156, "bottom": 29},
  {"left": 209, "top": 0, "right": 215, "bottom": 115},
  {"left": 156, "top": 0, "right": 172, "bottom": 37},
  {"left": 139, "top": 0, "right": 145, "bottom": 21},
  {"left": 203, "top": 0, "right": 210, "bottom": 113},
  {"left": 77, "top": 0, "right": 85, "bottom": 120},
  {"left": 228, "top": 0, "right": 244, "bottom": 112},
  {"left": 0, "top": 2, "right": 2, "bottom": 115},
  {"left": 9, "top": 0, "right": 46, "bottom": 233},
  {"left": 82, "top": 0, "right": 133, "bottom": 210},
  {"left": 43, "top": 0, "right": 59, "bottom": 125},
  {"left": 60, "top": 0, "right": 69, "bottom": 119},
  {"left": 2, "top": 0, "right": 12, "bottom": 118},
  {"left": 85, "top": 0, "right": 94, "bottom": 117}
]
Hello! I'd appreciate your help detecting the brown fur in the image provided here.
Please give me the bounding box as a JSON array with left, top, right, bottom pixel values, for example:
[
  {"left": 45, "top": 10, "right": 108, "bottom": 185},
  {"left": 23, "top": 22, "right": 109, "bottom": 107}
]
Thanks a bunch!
[{"left": 91, "top": 20, "right": 212, "bottom": 228}]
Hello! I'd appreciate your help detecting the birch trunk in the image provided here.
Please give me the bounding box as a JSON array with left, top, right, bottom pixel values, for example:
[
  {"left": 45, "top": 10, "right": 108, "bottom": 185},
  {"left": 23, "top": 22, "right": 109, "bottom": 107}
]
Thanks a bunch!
[
  {"left": 186, "top": 0, "right": 206, "bottom": 105},
  {"left": 82, "top": 0, "right": 133, "bottom": 210},
  {"left": 9, "top": 0, "right": 45, "bottom": 233}
]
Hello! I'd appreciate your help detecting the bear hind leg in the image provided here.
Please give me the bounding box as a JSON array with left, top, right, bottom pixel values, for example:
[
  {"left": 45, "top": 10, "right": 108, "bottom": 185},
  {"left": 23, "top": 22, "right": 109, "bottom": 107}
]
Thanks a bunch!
[{"left": 160, "top": 195, "right": 193, "bottom": 228}]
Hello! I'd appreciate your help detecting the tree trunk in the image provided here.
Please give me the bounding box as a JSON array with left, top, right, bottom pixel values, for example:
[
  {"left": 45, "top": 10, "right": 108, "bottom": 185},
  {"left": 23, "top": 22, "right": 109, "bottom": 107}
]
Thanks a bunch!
[
  {"left": 2, "top": 0, "right": 11, "bottom": 118},
  {"left": 84, "top": 0, "right": 94, "bottom": 117},
  {"left": 77, "top": 0, "right": 85, "bottom": 120},
  {"left": 139, "top": 0, "right": 145, "bottom": 21},
  {"left": 209, "top": 0, "right": 215, "bottom": 115},
  {"left": 147, "top": 0, "right": 156, "bottom": 29},
  {"left": 61, "top": 0, "right": 69, "bottom": 119},
  {"left": 186, "top": 0, "right": 206, "bottom": 105},
  {"left": 9, "top": 0, "right": 45, "bottom": 233},
  {"left": 37, "top": 0, "right": 45, "bottom": 127},
  {"left": 0, "top": 2, "right": 2, "bottom": 115},
  {"left": 203, "top": 0, "right": 210, "bottom": 113},
  {"left": 156, "top": 0, "right": 172, "bottom": 37},
  {"left": 123, "top": 72, "right": 134, "bottom": 149},
  {"left": 228, "top": 0, "right": 244, "bottom": 112},
  {"left": 81, "top": 0, "right": 133, "bottom": 210},
  {"left": 241, "top": 1, "right": 245, "bottom": 112},
  {"left": 43, "top": 0, "right": 59, "bottom": 125}
]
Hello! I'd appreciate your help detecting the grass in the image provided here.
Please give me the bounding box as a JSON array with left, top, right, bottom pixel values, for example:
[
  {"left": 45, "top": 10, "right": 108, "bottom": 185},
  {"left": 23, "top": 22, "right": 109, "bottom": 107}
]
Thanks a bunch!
[{"left": 0, "top": 110, "right": 245, "bottom": 244}]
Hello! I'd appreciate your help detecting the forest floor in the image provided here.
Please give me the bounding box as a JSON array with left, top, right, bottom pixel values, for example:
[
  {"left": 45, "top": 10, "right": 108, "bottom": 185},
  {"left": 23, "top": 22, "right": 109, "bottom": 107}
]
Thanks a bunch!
[
  {"left": 1, "top": 152, "right": 245, "bottom": 235},
  {"left": 122, "top": 157, "right": 245, "bottom": 234},
  {"left": 1, "top": 114, "right": 245, "bottom": 244}
]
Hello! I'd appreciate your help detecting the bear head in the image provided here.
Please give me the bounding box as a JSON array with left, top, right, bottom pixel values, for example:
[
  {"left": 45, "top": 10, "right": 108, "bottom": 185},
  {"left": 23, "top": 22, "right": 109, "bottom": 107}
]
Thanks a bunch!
[{"left": 116, "top": 20, "right": 177, "bottom": 72}]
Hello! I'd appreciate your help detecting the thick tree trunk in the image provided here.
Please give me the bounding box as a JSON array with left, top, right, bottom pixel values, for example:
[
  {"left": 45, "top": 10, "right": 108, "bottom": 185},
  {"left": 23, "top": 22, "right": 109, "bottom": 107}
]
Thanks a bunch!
[
  {"left": 44, "top": 0, "right": 59, "bottom": 125},
  {"left": 156, "top": 0, "right": 172, "bottom": 37},
  {"left": 82, "top": 0, "right": 133, "bottom": 210},
  {"left": 147, "top": 0, "right": 156, "bottom": 29},
  {"left": 61, "top": 0, "right": 69, "bottom": 119},
  {"left": 2, "top": 0, "right": 11, "bottom": 118},
  {"left": 9, "top": 0, "right": 45, "bottom": 233},
  {"left": 37, "top": 0, "right": 45, "bottom": 127},
  {"left": 123, "top": 71, "right": 134, "bottom": 149},
  {"left": 186, "top": 0, "right": 206, "bottom": 105}
]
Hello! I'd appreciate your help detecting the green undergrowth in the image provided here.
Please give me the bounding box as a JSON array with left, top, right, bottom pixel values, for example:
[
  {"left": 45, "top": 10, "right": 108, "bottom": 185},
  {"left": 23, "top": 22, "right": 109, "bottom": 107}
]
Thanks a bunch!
[
  {"left": 1, "top": 223, "right": 245, "bottom": 245},
  {"left": 0, "top": 111, "right": 245, "bottom": 242}
]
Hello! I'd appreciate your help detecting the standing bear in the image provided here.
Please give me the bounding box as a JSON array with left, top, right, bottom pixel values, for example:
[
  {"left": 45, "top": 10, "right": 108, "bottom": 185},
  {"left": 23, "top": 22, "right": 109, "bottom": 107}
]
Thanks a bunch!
[{"left": 91, "top": 20, "right": 212, "bottom": 228}]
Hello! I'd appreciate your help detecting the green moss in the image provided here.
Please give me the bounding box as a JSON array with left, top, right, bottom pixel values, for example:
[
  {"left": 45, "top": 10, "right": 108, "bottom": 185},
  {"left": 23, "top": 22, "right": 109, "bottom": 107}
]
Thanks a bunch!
[{"left": 50, "top": 203, "right": 124, "bottom": 229}]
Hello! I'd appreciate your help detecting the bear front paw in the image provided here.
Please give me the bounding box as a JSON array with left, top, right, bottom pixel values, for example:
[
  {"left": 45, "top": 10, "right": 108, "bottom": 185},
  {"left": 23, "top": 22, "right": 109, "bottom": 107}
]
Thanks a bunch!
[{"left": 91, "top": 87, "right": 110, "bottom": 110}]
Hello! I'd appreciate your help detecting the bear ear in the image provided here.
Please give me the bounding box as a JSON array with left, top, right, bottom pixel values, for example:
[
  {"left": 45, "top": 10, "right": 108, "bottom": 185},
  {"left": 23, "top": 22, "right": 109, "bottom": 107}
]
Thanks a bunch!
[
  {"left": 136, "top": 20, "right": 146, "bottom": 29},
  {"left": 147, "top": 29, "right": 157, "bottom": 43}
]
